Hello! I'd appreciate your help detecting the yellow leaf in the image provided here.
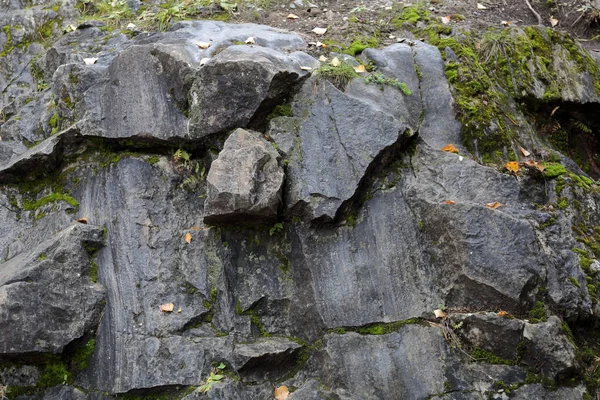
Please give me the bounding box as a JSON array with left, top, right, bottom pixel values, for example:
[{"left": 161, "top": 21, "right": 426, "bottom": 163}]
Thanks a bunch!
[
  {"left": 441, "top": 144, "right": 459, "bottom": 153},
  {"left": 441, "top": 16, "right": 451, "bottom": 24},
  {"left": 287, "top": 13, "right": 299, "bottom": 19},
  {"left": 519, "top": 147, "right": 530, "bottom": 157},
  {"left": 330, "top": 57, "right": 340, "bottom": 67},
  {"left": 159, "top": 303, "right": 174, "bottom": 313},
  {"left": 550, "top": 106, "right": 560, "bottom": 116},
  {"left": 195, "top": 41, "right": 211, "bottom": 49},
  {"left": 434, "top": 309, "right": 446, "bottom": 318},
  {"left": 77, "top": 217, "right": 88, "bottom": 224},
  {"left": 485, "top": 201, "right": 503, "bottom": 209},
  {"left": 315, "top": 41, "right": 326, "bottom": 48},
  {"left": 319, "top": 55, "right": 328, "bottom": 62},
  {"left": 444, "top": 200, "right": 456, "bottom": 205},
  {"left": 505, "top": 161, "right": 519, "bottom": 173},
  {"left": 312, "top": 27, "right": 327, "bottom": 35},
  {"left": 184, "top": 233, "right": 192, "bottom": 243},
  {"left": 177, "top": 308, "right": 182, "bottom": 313},
  {"left": 354, "top": 64, "right": 366, "bottom": 73},
  {"left": 497, "top": 310, "right": 509, "bottom": 317},
  {"left": 274, "top": 386, "right": 289, "bottom": 400}
]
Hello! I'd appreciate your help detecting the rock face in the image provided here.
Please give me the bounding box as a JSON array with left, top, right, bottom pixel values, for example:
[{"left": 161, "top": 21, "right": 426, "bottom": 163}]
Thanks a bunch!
[
  {"left": 204, "top": 128, "right": 284, "bottom": 224},
  {"left": 2, "top": 3, "right": 600, "bottom": 400}
]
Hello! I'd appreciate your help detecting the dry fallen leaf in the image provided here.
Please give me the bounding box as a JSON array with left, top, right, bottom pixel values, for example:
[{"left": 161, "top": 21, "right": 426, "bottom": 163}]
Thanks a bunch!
[
  {"left": 83, "top": 57, "right": 98, "bottom": 65},
  {"left": 444, "top": 200, "right": 456, "bottom": 205},
  {"left": 184, "top": 232, "right": 192, "bottom": 243},
  {"left": 550, "top": 16, "right": 558, "bottom": 27},
  {"left": 315, "top": 41, "right": 326, "bottom": 48},
  {"left": 434, "top": 309, "right": 447, "bottom": 318},
  {"left": 177, "top": 307, "right": 182, "bottom": 313},
  {"left": 477, "top": 3, "right": 487, "bottom": 9},
  {"left": 312, "top": 27, "right": 327, "bottom": 35},
  {"left": 159, "top": 303, "right": 174, "bottom": 313},
  {"left": 501, "top": 20, "right": 514, "bottom": 26},
  {"left": 354, "top": 64, "right": 366, "bottom": 73},
  {"left": 126, "top": 22, "right": 137, "bottom": 30},
  {"left": 442, "top": 144, "right": 459, "bottom": 153},
  {"left": 519, "top": 146, "right": 531, "bottom": 157},
  {"left": 550, "top": 105, "right": 560, "bottom": 116},
  {"left": 497, "top": 310, "right": 509, "bottom": 317},
  {"left": 245, "top": 36, "right": 256, "bottom": 44},
  {"left": 274, "top": 386, "right": 290, "bottom": 400},
  {"left": 485, "top": 201, "right": 503, "bottom": 209},
  {"left": 319, "top": 55, "right": 328, "bottom": 62},
  {"left": 441, "top": 16, "right": 451, "bottom": 24},
  {"left": 300, "top": 66, "right": 312, "bottom": 71},
  {"left": 330, "top": 57, "right": 340, "bottom": 67},
  {"left": 189, "top": 226, "right": 204, "bottom": 231},
  {"left": 523, "top": 160, "right": 546, "bottom": 172},
  {"left": 76, "top": 217, "right": 88, "bottom": 224},
  {"left": 195, "top": 41, "right": 211, "bottom": 49},
  {"left": 505, "top": 161, "right": 519, "bottom": 173},
  {"left": 287, "top": 13, "right": 299, "bottom": 19}
]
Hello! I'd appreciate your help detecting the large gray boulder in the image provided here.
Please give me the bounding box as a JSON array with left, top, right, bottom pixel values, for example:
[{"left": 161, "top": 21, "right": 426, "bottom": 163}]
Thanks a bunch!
[
  {"left": 0, "top": 224, "right": 105, "bottom": 355},
  {"left": 204, "top": 128, "right": 284, "bottom": 225},
  {"left": 188, "top": 45, "right": 315, "bottom": 138}
]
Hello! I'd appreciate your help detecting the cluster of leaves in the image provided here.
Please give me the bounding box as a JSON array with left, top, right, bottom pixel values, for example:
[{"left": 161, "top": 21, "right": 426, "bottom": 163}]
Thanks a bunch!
[
  {"left": 197, "top": 363, "right": 226, "bottom": 393},
  {"left": 173, "top": 148, "right": 206, "bottom": 189}
]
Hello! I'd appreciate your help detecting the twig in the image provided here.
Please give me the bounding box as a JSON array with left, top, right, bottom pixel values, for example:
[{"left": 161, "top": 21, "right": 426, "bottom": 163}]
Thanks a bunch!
[
  {"left": 572, "top": 11, "right": 586, "bottom": 28},
  {"left": 524, "top": 0, "right": 543, "bottom": 25}
]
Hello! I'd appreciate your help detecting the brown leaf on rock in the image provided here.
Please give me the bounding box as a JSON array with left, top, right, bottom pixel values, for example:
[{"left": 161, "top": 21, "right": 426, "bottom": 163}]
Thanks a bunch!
[
  {"left": 505, "top": 161, "right": 519, "bottom": 173},
  {"left": 76, "top": 217, "right": 88, "bottom": 224},
  {"left": 184, "top": 232, "right": 192, "bottom": 243},
  {"left": 287, "top": 13, "right": 299, "bottom": 19},
  {"left": 354, "top": 64, "right": 366, "bottom": 73},
  {"left": 444, "top": 200, "right": 456, "bottom": 205},
  {"left": 550, "top": 16, "right": 558, "bottom": 27},
  {"left": 274, "top": 386, "right": 290, "bottom": 400},
  {"left": 159, "top": 303, "right": 174, "bottom": 313},
  {"left": 442, "top": 144, "right": 459, "bottom": 153},
  {"left": 485, "top": 201, "right": 503, "bottom": 209},
  {"left": 497, "top": 310, "right": 509, "bottom": 317},
  {"left": 519, "top": 147, "right": 531, "bottom": 157}
]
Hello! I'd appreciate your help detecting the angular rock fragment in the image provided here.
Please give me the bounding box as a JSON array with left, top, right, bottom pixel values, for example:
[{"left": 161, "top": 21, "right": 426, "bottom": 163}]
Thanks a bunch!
[
  {"left": 204, "top": 128, "right": 284, "bottom": 225},
  {"left": 522, "top": 316, "right": 578, "bottom": 380},
  {"left": 188, "top": 46, "right": 315, "bottom": 138},
  {"left": 0, "top": 224, "right": 105, "bottom": 356},
  {"left": 233, "top": 337, "right": 301, "bottom": 382}
]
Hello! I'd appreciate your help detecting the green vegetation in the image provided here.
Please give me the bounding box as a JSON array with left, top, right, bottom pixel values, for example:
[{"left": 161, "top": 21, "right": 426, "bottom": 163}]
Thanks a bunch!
[
  {"left": 1, "top": 25, "right": 14, "bottom": 57},
  {"left": 569, "top": 276, "right": 581, "bottom": 288},
  {"left": 528, "top": 301, "right": 548, "bottom": 323},
  {"left": 72, "top": 339, "right": 96, "bottom": 370},
  {"left": 22, "top": 193, "right": 79, "bottom": 212},
  {"left": 266, "top": 104, "right": 293, "bottom": 121},
  {"left": 315, "top": 61, "right": 360, "bottom": 89},
  {"left": 197, "top": 363, "right": 226, "bottom": 393},
  {"left": 146, "top": 155, "right": 160, "bottom": 165},
  {"left": 365, "top": 72, "right": 412, "bottom": 95},
  {"left": 344, "top": 36, "right": 380, "bottom": 56},
  {"left": 391, "top": 3, "right": 430, "bottom": 27},
  {"left": 471, "top": 346, "right": 515, "bottom": 365},
  {"left": 543, "top": 162, "right": 567, "bottom": 178},
  {"left": 48, "top": 113, "right": 59, "bottom": 135},
  {"left": 356, "top": 318, "right": 421, "bottom": 335},
  {"left": 90, "top": 260, "right": 99, "bottom": 283}
]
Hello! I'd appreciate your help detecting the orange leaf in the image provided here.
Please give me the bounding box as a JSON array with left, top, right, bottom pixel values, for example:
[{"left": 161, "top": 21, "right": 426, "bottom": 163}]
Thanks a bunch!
[
  {"left": 184, "top": 233, "right": 192, "bottom": 243},
  {"left": 519, "top": 147, "right": 530, "bottom": 157},
  {"left": 287, "top": 13, "right": 299, "bottom": 19},
  {"left": 497, "top": 310, "right": 509, "bottom": 317},
  {"left": 444, "top": 200, "right": 456, "bottom": 205},
  {"left": 505, "top": 161, "right": 519, "bottom": 173},
  {"left": 159, "top": 303, "right": 174, "bottom": 313},
  {"left": 274, "top": 386, "right": 290, "bottom": 400},
  {"left": 441, "top": 16, "right": 451, "bottom": 24},
  {"left": 442, "top": 144, "right": 459, "bottom": 153},
  {"left": 77, "top": 217, "right": 88, "bottom": 224},
  {"left": 485, "top": 201, "right": 503, "bottom": 209}
]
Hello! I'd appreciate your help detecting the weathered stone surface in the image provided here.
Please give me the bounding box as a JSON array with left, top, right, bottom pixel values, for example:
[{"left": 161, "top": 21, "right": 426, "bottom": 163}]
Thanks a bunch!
[
  {"left": 522, "top": 316, "right": 578, "bottom": 380},
  {"left": 0, "top": 224, "right": 105, "bottom": 356},
  {"left": 452, "top": 312, "right": 525, "bottom": 361},
  {"left": 189, "top": 46, "right": 314, "bottom": 138},
  {"left": 204, "top": 128, "right": 284, "bottom": 225},
  {"left": 232, "top": 337, "right": 301, "bottom": 382}
]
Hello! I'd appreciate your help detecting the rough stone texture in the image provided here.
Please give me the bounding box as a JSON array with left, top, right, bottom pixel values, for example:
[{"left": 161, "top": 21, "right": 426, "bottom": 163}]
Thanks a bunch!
[
  {"left": 522, "top": 316, "right": 578, "bottom": 379},
  {"left": 204, "top": 128, "right": 284, "bottom": 225},
  {"left": 0, "top": 224, "right": 105, "bottom": 356},
  {"left": 452, "top": 312, "right": 525, "bottom": 360},
  {"left": 2, "top": 5, "right": 600, "bottom": 400},
  {"left": 188, "top": 46, "right": 315, "bottom": 138}
]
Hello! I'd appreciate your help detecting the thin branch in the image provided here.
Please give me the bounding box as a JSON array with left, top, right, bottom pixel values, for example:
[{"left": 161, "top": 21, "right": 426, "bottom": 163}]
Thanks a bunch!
[{"left": 524, "top": 0, "right": 544, "bottom": 25}]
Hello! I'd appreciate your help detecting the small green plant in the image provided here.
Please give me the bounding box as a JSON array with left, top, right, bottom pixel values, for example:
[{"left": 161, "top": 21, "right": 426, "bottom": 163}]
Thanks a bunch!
[
  {"left": 269, "top": 222, "right": 284, "bottom": 236},
  {"left": 365, "top": 72, "right": 412, "bottom": 95},
  {"left": 315, "top": 61, "right": 360, "bottom": 89},
  {"left": 197, "top": 363, "right": 226, "bottom": 393},
  {"left": 452, "top": 321, "right": 463, "bottom": 330},
  {"left": 438, "top": 303, "right": 447, "bottom": 311},
  {"left": 479, "top": 30, "right": 515, "bottom": 63}
]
